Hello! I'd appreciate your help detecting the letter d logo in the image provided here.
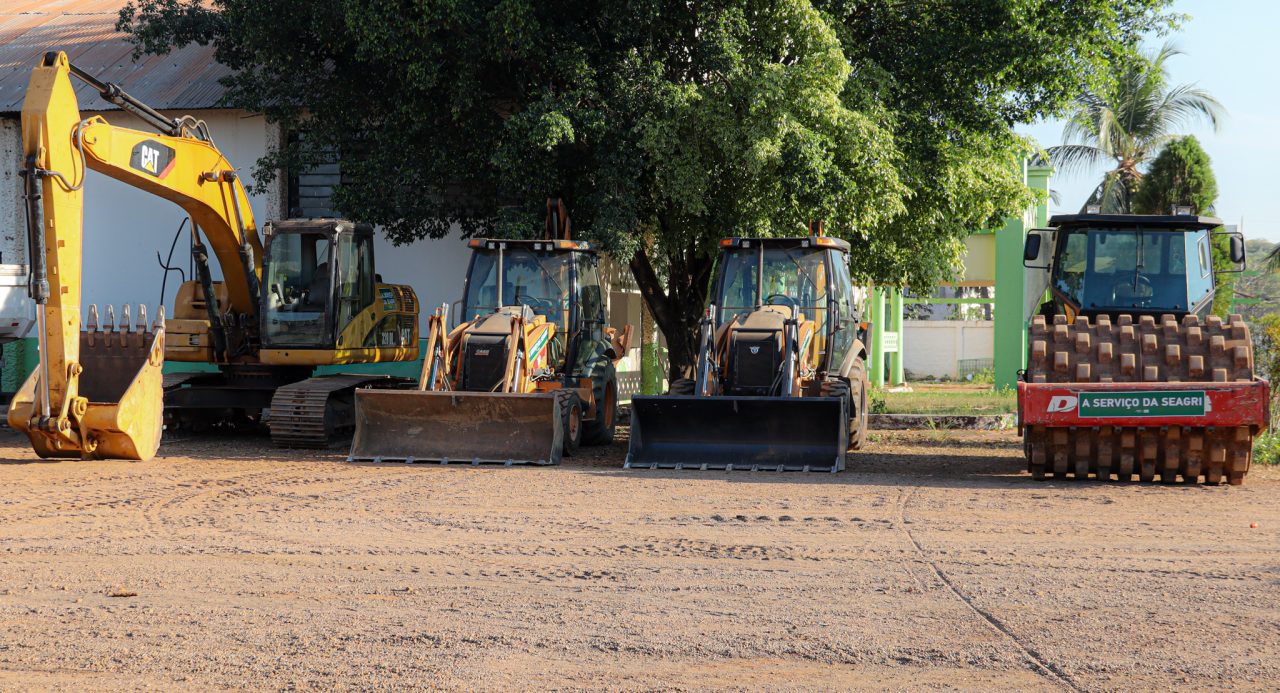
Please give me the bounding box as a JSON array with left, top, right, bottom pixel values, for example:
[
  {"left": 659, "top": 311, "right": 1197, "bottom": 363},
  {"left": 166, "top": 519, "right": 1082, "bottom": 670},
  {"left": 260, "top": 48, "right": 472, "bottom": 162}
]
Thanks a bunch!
[{"left": 1047, "top": 395, "right": 1078, "bottom": 413}]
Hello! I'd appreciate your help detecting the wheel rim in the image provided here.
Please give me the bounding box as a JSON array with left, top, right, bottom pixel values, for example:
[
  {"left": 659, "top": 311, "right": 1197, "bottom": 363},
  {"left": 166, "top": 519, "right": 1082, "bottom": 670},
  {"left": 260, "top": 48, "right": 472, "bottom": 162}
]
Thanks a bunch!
[{"left": 569, "top": 404, "right": 582, "bottom": 441}]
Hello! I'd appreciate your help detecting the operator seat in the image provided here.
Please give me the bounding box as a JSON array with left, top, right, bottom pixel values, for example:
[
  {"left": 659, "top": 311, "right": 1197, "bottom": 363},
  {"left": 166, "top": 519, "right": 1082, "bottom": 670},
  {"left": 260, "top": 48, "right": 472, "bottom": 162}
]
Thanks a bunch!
[{"left": 307, "top": 262, "right": 330, "bottom": 308}]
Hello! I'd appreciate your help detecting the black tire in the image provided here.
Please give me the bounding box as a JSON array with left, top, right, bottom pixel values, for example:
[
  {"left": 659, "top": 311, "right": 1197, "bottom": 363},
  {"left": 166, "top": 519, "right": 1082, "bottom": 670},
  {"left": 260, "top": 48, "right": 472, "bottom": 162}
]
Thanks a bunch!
[
  {"left": 582, "top": 368, "right": 618, "bottom": 446},
  {"left": 848, "top": 357, "right": 869, "bottom": 451},
  {"left": 560, "top": 390, "right": 583, "bottom": 458},
  {"left": 821, "top": 377, "right": 853, "bottom": 452},
  {"left": 668, "top": 378, "right": 695, "bottom": 396}
]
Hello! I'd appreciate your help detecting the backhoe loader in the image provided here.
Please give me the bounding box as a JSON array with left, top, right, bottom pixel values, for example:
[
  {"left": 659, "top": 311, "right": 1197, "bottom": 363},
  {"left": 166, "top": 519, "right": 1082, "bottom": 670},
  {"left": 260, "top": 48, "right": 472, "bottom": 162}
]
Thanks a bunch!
[
  {"left": 1018, "top": 212, "right": 1269, "bottom": 484},
  {"left": 8, "top": 52, "right": 418, "bottom": 459},
  {"left": 626, "top": 227, "right": 869, "bottom": 472},
  {"left": 348, "top": 199, "right": 631, "bottom": 465}
]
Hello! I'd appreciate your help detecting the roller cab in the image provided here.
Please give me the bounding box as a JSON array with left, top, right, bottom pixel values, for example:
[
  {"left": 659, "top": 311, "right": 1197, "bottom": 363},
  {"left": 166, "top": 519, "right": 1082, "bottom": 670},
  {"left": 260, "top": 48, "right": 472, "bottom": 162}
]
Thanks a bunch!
[{"left": 1019, "top": 213, "right": 1268, "bottom": 484}]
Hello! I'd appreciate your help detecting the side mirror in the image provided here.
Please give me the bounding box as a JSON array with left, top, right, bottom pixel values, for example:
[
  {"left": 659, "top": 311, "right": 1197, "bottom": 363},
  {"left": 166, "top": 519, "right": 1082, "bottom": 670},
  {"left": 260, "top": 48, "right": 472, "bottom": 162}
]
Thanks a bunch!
[
  {"left": 1023, "top": 229, "right": 1054, "bottom": 269},
  {"left": 1023, "top": 234, "right": 1042, "bottom": 263},
  {"left": 1230, "top": 235, "right": 1246, "bottom": 265}
]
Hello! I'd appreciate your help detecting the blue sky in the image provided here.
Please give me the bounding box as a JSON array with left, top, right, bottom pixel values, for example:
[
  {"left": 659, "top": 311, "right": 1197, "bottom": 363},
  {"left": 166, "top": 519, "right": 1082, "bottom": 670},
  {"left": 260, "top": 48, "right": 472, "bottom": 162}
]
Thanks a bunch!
[{"left": 1017, "top": 0, "right": 1280, "bottom": 242}]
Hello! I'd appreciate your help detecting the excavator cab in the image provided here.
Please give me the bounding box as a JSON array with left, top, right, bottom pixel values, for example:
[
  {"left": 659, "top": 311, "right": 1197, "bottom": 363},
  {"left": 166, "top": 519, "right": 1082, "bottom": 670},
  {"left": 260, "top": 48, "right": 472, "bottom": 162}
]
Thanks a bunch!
[{"left": 261, "top": 219, "right": 379, "bottom": 350}]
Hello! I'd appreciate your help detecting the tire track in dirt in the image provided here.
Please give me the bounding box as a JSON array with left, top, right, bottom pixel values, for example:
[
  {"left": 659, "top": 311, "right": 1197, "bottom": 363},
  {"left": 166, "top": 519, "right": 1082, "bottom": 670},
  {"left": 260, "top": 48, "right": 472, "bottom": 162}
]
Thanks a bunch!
[
  {"left": 895, "top": 486, "right": 1086, "bottom": 693},
  {"left": 136, "top": 461, "right": 500, "bottom": 553}
]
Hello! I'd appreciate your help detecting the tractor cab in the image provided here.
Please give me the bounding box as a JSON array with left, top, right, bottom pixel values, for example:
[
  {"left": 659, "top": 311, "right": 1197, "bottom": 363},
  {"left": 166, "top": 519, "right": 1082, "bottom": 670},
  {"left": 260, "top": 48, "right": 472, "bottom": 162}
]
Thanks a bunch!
[
  {"left": 260, "top": 219, "right": 397, "bottom": 351},
  {"left": 460, "top": 238, "right": 605, "bottom": 374},
  {"left": 1025, "top": 213, "right": 1245, "bottom": 319},
  {"left": 711, "top": 235, "right": 858, "bottom": 378}
]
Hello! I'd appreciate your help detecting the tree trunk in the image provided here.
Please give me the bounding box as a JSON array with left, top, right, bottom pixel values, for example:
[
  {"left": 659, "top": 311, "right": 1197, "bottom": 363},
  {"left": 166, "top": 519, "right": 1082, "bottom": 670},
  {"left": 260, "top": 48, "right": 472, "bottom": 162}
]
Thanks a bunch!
[
  {"left": 629, "top": 240, "right": 715, "bottom": 385},
  {"left": 638, "top": 293, "right": 663, "bottom": 395}
]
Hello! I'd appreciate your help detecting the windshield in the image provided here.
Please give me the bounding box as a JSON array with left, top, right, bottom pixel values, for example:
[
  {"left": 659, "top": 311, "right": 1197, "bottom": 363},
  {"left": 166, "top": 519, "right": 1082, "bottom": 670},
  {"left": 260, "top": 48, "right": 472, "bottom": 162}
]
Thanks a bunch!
[
  {"left": 263, "top": 231, "right": 333, "bottom": 346},
  {"left": 716, "top": 245, "right": 828, "bottom": 331},
  {"left": 463, "top": 247, "right": 573, "bottom": 330},
  {"left": 1053, "top": 228, "right": 1209, "bottom": 312}
]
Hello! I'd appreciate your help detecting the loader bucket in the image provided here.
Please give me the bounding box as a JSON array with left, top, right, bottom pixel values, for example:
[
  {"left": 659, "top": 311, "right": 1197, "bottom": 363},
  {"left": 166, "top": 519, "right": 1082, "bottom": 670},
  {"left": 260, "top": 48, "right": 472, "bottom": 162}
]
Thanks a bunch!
[
  {"left": 625, "top": 395, "right": 848, "bottom": 472},
  {"left": 349, "top": 389, "right": 564, "bottom": 465},
  {"left": 7, "top": 313, "right": 166, "bottom": 461}
]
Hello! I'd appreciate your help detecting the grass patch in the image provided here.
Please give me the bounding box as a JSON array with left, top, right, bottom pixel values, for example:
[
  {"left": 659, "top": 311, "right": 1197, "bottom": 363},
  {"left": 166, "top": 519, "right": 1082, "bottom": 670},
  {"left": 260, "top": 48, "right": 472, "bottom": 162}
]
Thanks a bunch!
[
  {"left": 1255, "top": 429, "right": 1280, "bottom": 465},
  {"left": 878, "top": 385, "right": 1015, "bottom": 415}
]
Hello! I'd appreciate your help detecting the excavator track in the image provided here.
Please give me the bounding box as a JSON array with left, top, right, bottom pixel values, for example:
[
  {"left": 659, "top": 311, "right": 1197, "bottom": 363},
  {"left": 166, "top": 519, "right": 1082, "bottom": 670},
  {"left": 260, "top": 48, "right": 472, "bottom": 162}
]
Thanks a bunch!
[
  {"left": 1023, "top": 312, "right": 1260, "bottom": 485},
  {"left": 163, "top": 371, "right": 205, "bottom": 393},
  {"left": 269, "top": 374, "right": 408, "bottom": 448}
]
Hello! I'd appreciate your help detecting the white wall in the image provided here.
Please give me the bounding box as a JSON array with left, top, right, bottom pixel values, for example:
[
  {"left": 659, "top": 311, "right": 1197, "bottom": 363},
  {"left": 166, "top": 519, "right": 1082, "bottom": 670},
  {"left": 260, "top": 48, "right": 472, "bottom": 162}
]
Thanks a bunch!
[
  {"left": 902, "top": 319, "right": 994, "bottom": 379},
  {"left": 370, "top": 233, "right": 472, "bottom": 312}
]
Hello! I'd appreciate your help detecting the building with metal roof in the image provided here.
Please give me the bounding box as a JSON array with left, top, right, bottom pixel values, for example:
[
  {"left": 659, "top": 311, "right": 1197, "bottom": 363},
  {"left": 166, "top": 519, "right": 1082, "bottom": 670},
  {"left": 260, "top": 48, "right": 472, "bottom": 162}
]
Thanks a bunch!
[{"left": 0, "top": 1, "right": 228, "bottom": 114}]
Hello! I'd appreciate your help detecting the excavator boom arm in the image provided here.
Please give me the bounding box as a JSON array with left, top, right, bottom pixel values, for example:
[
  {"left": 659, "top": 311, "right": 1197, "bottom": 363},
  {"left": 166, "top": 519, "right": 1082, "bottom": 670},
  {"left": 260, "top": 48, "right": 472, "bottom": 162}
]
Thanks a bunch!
[{"left": 74, "top": 117, "right": 263, "bottom": 317}]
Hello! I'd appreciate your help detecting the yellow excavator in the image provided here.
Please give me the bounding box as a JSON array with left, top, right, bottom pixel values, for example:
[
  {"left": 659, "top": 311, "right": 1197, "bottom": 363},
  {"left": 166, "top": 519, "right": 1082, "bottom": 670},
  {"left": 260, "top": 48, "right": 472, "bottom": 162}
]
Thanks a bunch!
[
  {"left": 349, "top": 200, "right": 631, "bottom": 465},
  {"left": 8, "top": 51, "right": 419, "bottom": 459}
]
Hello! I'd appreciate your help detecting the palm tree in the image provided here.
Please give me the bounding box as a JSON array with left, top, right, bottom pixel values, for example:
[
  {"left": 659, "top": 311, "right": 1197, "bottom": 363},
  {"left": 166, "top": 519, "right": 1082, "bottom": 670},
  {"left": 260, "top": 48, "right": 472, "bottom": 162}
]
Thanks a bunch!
[{"left": 1049, "top": 42, "right": 1225, "bottom": 213}]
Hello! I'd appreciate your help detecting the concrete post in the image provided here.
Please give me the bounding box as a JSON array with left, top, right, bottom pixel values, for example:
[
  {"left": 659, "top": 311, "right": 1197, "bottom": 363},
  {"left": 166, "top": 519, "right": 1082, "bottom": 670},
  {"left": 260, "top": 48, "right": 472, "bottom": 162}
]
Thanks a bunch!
[
  {"left": 1028, "top": 164, "right": 1053, "bottom": 228},
  {"left": 993, "top": 212, "right": 1027, "bottom": 391},
  {"left": 992, "top": 159, "right": 1054, "bottom": 391},
  {"left": 889, "top": 288, "right": 904, "bottom": 386},
  {"left": 869, "top": 287, "right": 886, "bottom": 388}
]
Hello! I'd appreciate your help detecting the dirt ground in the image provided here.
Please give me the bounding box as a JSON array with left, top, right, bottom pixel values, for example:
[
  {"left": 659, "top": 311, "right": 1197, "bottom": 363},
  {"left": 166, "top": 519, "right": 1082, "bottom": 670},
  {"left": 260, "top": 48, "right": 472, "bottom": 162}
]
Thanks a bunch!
[{"left": 0, "top": 426, "right": 1276, "bottom": 692}]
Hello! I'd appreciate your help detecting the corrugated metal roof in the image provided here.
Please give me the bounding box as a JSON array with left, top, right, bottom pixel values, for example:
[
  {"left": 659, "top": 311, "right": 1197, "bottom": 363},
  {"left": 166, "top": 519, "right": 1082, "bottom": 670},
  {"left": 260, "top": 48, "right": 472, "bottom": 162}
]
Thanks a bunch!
[{"left": 0, "top": 1, "right": 230, "bottom": 114}]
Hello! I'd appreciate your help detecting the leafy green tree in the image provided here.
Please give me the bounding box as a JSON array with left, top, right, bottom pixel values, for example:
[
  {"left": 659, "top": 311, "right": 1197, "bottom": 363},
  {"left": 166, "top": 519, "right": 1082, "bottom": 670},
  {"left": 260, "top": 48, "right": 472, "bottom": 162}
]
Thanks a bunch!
[
  {"left": 1050, "top": 42, "right": 1224, "bottom": 212},
  {"left": 1130, "top": 134, "right": 1234, "bottom": 315},
  {"left": 1267, "top": 244, "right": 1280, "bottom": 274},
  {"left": 118, "top": 0, "right": 1177, "bottom": 378},
  {"left": 1132, "top": 135, "right": 1218, "bottom": 214}
]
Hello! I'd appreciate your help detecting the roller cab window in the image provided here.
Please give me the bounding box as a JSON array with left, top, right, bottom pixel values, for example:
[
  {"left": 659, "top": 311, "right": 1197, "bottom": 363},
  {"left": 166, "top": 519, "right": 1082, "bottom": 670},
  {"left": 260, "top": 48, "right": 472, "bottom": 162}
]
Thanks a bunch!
[{"left": 1053, "top": 228, "right": 1201, "bottom": 313}]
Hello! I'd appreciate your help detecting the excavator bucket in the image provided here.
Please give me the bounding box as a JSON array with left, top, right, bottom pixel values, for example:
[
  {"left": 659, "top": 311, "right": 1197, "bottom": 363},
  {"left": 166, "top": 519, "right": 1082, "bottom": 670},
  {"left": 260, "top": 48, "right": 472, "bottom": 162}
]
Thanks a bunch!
[
  {"left": 625, "top": 395, "right": 848, "bottom": 472},
  {"left": 348, "top": 389, "right": 565, "bottom": 465},
  {"left": 7, "top": 305, "right": 166, "bottom": 460}
]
